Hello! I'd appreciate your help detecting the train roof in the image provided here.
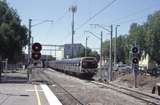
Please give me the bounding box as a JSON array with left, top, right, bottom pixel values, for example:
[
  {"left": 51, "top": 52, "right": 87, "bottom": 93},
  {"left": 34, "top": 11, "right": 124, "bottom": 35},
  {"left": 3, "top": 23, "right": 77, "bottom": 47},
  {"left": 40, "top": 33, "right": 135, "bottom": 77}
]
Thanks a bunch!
[{"left": 53, "top": 57, "right": 96, "bottom": 64}]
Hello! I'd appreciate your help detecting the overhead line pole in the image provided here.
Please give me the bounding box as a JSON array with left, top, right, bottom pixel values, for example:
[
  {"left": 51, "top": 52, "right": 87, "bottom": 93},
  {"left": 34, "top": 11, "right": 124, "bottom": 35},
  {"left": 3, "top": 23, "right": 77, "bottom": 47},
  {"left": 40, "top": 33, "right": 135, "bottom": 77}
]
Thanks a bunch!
[
  {"left": 90, "top": 24, "right": 113, "bottom": 81},
  {"left": 100, "top": 31, "right": 103, "bottom": 80},
  {"left": 28, "top": 19, "right": 32, "bottom": 65},
  {"left": 84, "top": 30, "right": 103, "bottom": 79},
  {"left": 109, "top": 25, "right": 113, "bottom": 81},
  {"left": 114, "top": 25, "right": 120, "bottom": 67},
  {"left": 85, "top": 36, "right": 89, "bottom": 57}
]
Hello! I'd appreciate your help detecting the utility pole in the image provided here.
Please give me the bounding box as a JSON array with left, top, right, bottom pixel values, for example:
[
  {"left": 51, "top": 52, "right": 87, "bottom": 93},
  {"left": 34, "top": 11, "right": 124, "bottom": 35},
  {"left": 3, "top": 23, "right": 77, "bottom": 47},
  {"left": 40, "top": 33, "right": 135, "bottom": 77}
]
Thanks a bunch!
[
  {"left": 114, "top": 25, "right": 120, "bottom": 67},
  {"left": 85, "top": 36, "right": 89, "bottom": 57},
  {"left": 27, "top": 19, "right": 53, "bottom": 64},
  {"left": 69, "top": 5, "right": 77, "bottom": 58},
  {"left": 89, "top": 24, "right": 113, "bottom": 81},
  {"left": 28, "top": 19, "right": 32, "bottom": 65},
  {"left": 100, "top": 31, "right": 103, "bottom": 79},
  {"left": 84, "top": 30, "right": 103, "bottom": 79},
  {"left": 55, "top": 45, "right": 56, "bottom": 58},
  {"left": 109, "top": 25, "right": 113, "bottom": 81}
]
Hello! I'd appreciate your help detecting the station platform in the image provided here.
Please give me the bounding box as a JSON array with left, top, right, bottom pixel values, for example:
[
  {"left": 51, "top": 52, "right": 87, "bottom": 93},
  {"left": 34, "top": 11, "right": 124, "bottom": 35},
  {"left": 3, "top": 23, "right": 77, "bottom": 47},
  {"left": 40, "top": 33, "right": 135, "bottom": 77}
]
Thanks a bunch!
[{"left": 0, "top": 70, "right": 62, "bottom": 105}]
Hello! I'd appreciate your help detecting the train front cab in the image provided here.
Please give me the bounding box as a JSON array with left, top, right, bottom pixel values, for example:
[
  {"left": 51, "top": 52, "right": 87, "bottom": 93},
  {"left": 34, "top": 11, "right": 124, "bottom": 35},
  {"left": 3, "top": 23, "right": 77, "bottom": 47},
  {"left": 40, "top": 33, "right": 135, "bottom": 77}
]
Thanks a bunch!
[{"left": 80, "top": 57, "right": 98, "bottom": 77}]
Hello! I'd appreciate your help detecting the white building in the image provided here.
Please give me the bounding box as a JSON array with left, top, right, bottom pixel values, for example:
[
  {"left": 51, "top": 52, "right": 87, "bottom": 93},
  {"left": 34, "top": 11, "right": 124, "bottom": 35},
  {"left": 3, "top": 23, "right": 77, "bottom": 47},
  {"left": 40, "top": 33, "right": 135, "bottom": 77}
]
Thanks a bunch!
[{"left": 139, "top": 52, "right": 157, "bottom": 70}]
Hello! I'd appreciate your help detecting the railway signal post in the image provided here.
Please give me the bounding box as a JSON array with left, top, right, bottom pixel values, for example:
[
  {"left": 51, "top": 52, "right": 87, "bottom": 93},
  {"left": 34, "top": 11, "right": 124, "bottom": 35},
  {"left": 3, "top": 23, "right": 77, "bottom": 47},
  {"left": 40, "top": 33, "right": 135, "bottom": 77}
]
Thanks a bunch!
[
  {"left": 32, "top": 42, "right": 42, "bottom": 61},
  {"left": 28, "top": 42, "right": 42, "bottom": 81},
  {"left": 132, "top": 46, "right": 139, "bottom": 88}
]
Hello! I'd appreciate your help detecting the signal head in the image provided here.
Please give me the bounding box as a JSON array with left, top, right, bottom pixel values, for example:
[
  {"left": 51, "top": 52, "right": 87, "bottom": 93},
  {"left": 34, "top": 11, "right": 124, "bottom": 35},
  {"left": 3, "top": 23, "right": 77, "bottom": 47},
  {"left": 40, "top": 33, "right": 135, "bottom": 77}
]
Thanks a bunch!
[
  {"left": 132, "top": 57, "right": 139, "bottom": 64},
  {"left": 32, "top": 42, "right": 42, "bottom": 60},
  {"left": 32, "top": 52, "right": 41, "bottom": 60},
  {"left": 32, "top": 43, "right": 42, "bottom": 52},
  {"left": 132, "top": 46, "right": 138, "bottom": 53}
]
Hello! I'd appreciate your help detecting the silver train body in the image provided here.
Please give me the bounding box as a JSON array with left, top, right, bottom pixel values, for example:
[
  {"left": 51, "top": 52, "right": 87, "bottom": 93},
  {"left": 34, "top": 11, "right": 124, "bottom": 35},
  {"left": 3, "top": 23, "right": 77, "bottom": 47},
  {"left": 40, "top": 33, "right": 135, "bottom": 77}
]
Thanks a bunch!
[{"left": 48, "top": 57, "right": 98, "bottom": 78}]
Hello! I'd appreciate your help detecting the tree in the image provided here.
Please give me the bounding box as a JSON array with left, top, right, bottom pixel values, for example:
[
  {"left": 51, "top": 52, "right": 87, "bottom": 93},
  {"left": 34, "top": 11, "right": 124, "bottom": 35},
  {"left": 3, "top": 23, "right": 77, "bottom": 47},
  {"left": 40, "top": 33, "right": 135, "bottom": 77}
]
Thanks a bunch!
[
  {"left": 144, "top": 11, "right": 160, "bottom": 64},
  {"left": 77, "top": 47, "right": 100, "bottom": 61},
  {"left": 102, "top": 35, "right": 130, "bottom": 64},
  {"left": 128, "top": 11, "right": 160, "bottom": 65},
  {"left": 116, "top": 35, "right": 130, "bottom": 63},
  {"left": 102, "top": 10, "right": 160, "bottom": 65},
  {"left": 101, "top": 40, "right": 110, "bottom": 61},
  {"left": 0, "top": 1, "right": 28, "bottom": 63},
  {"left": 129, "top": 23, "right": 145, "bottom": 57}
]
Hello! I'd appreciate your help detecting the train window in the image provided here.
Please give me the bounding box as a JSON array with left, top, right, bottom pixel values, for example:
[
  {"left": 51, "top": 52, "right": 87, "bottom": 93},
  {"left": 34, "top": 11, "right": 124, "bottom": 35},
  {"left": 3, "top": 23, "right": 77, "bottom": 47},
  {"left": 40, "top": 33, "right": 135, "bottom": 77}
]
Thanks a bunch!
[{"left": 84, "top": 58, "right": 96, "bottom": 60}]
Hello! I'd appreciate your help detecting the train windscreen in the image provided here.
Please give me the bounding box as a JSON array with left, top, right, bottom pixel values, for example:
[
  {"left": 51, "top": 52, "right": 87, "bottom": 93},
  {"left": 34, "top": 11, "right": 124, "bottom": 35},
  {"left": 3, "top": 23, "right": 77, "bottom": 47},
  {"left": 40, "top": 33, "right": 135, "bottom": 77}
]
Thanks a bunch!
[{"left": 82, "top": 58, "right": 98, "bottom": 69}]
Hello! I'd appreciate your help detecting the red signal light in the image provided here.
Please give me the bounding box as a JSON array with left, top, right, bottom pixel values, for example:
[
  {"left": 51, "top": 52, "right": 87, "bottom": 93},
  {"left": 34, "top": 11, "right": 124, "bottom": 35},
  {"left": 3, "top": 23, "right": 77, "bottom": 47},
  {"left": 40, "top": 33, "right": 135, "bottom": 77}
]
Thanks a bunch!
[
  {"left": 32, "top": 52, "right": 41, "bottom": 60},
  {"left": 32, "top": 43, "right": 42, "bottom": 52},
  {"left": 32, "top": 42, "right": 42, "bottom": 60}
]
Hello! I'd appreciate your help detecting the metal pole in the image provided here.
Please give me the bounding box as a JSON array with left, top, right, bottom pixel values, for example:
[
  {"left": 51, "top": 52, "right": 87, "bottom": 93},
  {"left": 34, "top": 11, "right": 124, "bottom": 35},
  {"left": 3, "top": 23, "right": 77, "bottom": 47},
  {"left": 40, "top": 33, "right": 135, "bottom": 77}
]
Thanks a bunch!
[
  {"left": 109, "top": 25, "right": 113, "bottom": 81},
  {"left": 71, "top": 11, "right": 74, "bottom": 58},
  {"left": 133, "top": 67, "right": 138, "bottom": 88},
  {"left": 69, "top": 5, "right": 77, "bottom": 58},
  {"left": 27, "top": 19, "right": 32, "bottom": 81},
  {"left": 5, "top": 59, "right": 8, "bottom": 71},
  {"left": 114, "top": 25, "right": 120, "bottom": 67},
  {"left": 114, "top": 26, "right": 117, "bottom": 66},
  {"left": 85, "top": 37, "right": 88, "bottom": 57},
  {"left": 100, "top": 31, "right": 103, "bottom": 79},
  {"left": 134, "top": 42, "right": 138, "bottom": 88},
  {"left": 55, "top": 45, "right": 56, "bottom": 58},
  {"left": 28, "top": 19, "right": 32, "bottom": 65},
  {"left": 31, "top": 36, "right": 34, "bottom": 45}
]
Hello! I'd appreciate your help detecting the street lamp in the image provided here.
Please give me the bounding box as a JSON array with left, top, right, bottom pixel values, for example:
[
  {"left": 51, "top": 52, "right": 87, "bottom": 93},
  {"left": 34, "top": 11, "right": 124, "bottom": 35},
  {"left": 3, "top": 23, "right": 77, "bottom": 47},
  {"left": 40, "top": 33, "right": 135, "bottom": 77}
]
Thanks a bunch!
[
  {"left": 84, "top": 30, "right": 103, "bottom": 79},
  {"left": 114, "top": 25, "right": 120, "bottom": 67},
  {"left": 69, "top": 4, "right": 77, "bottom": 58},
  {"left": 28, "top": 19, "right": 53, "bottom": 65},
  {"left": 90, "top": 24, "right": 113, "bottom": 82}
]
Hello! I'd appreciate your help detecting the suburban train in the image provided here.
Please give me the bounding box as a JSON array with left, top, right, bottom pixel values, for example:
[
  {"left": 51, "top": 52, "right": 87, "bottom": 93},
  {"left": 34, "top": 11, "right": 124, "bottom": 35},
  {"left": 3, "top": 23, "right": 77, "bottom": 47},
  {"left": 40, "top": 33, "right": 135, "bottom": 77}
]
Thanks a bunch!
[{"left": 47, "top": 57, "right": 98, "bottom": 78}]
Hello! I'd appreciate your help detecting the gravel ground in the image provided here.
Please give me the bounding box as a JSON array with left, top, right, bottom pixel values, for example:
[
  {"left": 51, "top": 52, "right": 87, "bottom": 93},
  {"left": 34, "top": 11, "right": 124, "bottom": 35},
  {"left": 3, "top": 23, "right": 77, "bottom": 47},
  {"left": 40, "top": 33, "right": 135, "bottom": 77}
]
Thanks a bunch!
[
  {"left": 94, "top": 68, "right": 160, "bottom": 95},
  {"left": 42, "top": 68, "right": 149, "bottom": 105},
  {"left": 112, "top": 73, "right": 160, "bottom": 94}
]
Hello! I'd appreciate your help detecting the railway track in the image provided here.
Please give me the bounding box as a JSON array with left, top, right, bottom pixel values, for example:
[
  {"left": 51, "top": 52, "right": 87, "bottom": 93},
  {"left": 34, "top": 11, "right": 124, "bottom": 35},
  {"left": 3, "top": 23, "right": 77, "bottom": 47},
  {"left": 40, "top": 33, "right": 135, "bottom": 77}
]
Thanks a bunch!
[
  {"left": 47, "top": 68, "right": 160, "bottom": 105},
  {"left": 32, "top": 68, "right": 84, "bottom": 105},
  {"left": 32, "top": 68, "right": 160, "bottom": 105},
  {"left": 92, "top": 81, "right": 160, "bottom": 105}
]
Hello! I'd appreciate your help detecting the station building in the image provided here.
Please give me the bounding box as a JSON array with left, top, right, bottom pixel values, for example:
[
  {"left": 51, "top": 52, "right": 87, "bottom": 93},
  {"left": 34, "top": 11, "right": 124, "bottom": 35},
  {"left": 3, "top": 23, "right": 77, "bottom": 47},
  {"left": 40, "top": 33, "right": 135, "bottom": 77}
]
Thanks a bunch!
[{"left": 64, "top": 43, "right": 85, "bottom": 59}]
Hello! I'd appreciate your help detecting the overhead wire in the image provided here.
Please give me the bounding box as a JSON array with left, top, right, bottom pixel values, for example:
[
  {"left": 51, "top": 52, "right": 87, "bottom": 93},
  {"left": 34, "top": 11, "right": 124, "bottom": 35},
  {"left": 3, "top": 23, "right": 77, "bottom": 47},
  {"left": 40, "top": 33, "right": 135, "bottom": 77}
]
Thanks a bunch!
[
  {"left": 116, "top": 15, "right": 148, "bottom": 25},
  {"left": 55, "top": 11, "right": 68, "bottom": 23},
  {"left": 108, "top": 2, "right": 160, "bottom": 25},
  {"left": 75, "top": 0, "right": 118, "bottom": 31},
  {"left": 75, "top": 0, "right": 117, "bottom": 44}
]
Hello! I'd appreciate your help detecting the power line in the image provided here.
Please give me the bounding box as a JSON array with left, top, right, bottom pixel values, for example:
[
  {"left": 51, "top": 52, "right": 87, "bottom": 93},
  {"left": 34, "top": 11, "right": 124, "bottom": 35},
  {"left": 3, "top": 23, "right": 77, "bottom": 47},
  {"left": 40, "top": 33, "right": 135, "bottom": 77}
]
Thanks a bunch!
[
  {"left": 55, "top": 12, "right": 68, "bottom": 22},
  {"left": 116, "top": 15, "right": 148, "bottom": 25},
  {"left": 108, "top": 2, "right": 160, "bottom": 24},
  {"left": 75, "top": 0, "right": 117, "bottom": 31}
]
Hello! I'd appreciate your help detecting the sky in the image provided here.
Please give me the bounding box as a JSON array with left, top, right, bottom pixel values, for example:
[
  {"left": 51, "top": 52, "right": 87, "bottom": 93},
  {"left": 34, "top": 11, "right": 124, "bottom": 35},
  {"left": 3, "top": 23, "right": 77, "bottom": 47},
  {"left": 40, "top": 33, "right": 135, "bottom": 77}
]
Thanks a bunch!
[{"left": 6, "top": 0, "right": 160, "bottom": 56}]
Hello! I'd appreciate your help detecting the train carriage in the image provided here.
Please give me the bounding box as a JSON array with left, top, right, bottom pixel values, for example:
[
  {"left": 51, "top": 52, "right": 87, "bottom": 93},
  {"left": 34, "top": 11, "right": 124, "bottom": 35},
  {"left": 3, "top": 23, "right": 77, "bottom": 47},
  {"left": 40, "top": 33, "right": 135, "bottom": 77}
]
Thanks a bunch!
[{"left": 48, "top": 57, "right": 98, "bottom": 79}]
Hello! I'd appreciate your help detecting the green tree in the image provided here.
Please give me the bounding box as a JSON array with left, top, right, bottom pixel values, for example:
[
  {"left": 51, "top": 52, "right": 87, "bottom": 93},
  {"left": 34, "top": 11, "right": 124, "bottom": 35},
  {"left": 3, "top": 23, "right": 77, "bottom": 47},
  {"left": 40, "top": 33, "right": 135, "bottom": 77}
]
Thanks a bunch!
[
  {"left": 102, "top": 35, "right": 130, "bottom": 64},
  {"left": 144, "top": 11, "right": 160, "bottom": 64},
  {"left": 0, "top": 1, "right": 28, "bottom": 63},
  {"left": 102, "top": 40, "right": 110, "bottom": 61},
  {"left": 102, "top": 10, "right": 160, "bottom": 65},
  {"left": 116, "top": 35, "right": 130, "bottom": 63},
  {"left": 77, "top": 47, "right": 100, "bottom": 61},
  {"left": 129, "top": 23, "right": 145, "bottom": 56}
]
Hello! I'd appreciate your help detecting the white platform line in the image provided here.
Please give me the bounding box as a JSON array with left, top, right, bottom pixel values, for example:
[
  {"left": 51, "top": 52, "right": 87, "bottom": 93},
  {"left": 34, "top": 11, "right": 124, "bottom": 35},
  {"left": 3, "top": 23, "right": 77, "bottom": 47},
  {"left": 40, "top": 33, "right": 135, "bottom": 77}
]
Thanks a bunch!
[
  {"left": 41, "top": 84, "right": 62, "bottom": 105},
  {"left": 34, "top": 85, "right": 42, "bottom": 105}
]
